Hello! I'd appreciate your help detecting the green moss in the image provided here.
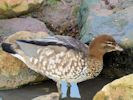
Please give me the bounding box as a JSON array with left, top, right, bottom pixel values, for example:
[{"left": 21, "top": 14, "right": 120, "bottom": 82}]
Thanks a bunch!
[
  {"left": 47, "top": 0, "right": 60, "bottom": 5},
  {"left": 0, "top": 32, "right": 4, "bottom": 35},
  {"left": 118, "top": 96, "right": 124, "bottom": 100},
  {"left": 3, "top": 2, "right": 12, "bottom": 10},
  {"left": 104, "top": 96, "right": 109, "bottom": 100},
  {"left": 73, "top": 6, "right": 80, "bottom": 16}
]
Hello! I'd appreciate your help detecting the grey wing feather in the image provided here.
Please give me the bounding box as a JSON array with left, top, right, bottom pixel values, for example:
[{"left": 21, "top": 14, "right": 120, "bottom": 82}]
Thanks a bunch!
[
  {"left": 16, "top": 41, "right": 39, "bottom": 57},
  {"left": 16, "top": 35, "right": 88, "bottom": 57},
  {"left": 34, "top": 35, "right": 88, "bottom": 54},
  {"left": 55, "top": 35, "right": 88, "bottom": 54}
]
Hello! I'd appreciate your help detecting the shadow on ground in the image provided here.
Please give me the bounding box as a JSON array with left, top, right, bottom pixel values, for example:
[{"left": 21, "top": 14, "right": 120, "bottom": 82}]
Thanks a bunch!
[{"left": 0, "top": 76, "right": 113, "bottom": 100}]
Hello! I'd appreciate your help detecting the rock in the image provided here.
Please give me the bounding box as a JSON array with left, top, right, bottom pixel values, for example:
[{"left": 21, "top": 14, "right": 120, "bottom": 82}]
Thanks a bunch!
[
  {"left": 0, "top": 31, "right": 49, "bottom": 90},
  {"left": 0, "top": 17, "right": 50, "bottom": 42},
  {"left": 93, "top": 74, "right": 133, "bottom": 100},
  {"left": 78, "top": 0, "right": 133, "bottom": 78},
  {"left": 0, "top": 0, "right": 44, "bottom": 18},
  {"left": 79, "top": 0, "right": 133, "bottom": 48},
  {"left": 0, "top": 50, "right": 46, "bottom": 90},
  {"left": 100, "top": 0, "right": 133, "bottom": 10},
  {"left": 30, "top": 0, "right": 81, "bottom": 37},
  {"left": 32, "top": 93, "right": 59, "bottom": 100},
  {"left": 5, "top": 31, "right": 49, "bottom": 44},
  {"left": 102, "top": 48, "right": 133, "bottom": 78}
]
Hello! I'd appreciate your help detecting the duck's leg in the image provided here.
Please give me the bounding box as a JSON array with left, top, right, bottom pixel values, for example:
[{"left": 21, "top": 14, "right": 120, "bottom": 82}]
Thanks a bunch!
[
  {"left": 70, "top": 82, "right": 81, "bottom": 98},
  {"left": 60, "top": 81, "right": 68, "bottom": 98},
  {"left": 57, "top": 81, "right": 68, "bottom": 99}
]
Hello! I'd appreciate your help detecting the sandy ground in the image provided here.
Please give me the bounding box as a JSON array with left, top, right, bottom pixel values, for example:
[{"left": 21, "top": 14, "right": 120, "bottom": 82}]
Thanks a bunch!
[{"left": 0, "top": 76, "right": 113, "bottom": 100}]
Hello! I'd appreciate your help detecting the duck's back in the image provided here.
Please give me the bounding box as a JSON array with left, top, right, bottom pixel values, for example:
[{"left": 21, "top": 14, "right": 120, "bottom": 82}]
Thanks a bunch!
[{"left": 13, "top": 35, "right": 90, "bottom": 82}]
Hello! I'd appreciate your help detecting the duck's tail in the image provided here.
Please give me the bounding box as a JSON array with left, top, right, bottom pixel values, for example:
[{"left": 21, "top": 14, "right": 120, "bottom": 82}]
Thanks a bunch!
[{"left": 1, "top": 43, "right": 16, "bottom": 54}]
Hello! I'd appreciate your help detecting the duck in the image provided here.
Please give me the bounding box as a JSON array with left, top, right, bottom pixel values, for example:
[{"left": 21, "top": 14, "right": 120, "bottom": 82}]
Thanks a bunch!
[{"left": 1, "top": 34, "right": 123, "bottom": 99}]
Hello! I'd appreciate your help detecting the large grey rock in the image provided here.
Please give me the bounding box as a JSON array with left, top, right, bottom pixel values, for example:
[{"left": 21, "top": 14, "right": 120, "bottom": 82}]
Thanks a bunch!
[
  {"left": 93, "top": 74, "right": 133, "bottom": 100},
  {"left": 78, "top": 0, "right": 133, "bottom": 78},
  {"left": 31, "top": 0, "right": 81, "bottom": 37},
  {"left": 0, "top": 17, "right": 50, "bottom": 42},
  {"left": 79, "top": 0, "right": 133, "bottom": 48}
]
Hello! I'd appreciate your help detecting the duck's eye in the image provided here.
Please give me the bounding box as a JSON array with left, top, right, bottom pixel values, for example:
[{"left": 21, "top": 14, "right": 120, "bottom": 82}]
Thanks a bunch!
[
  {"left": 106, "top": 41, "right": 115, "bottom": 47},
  {"left": 102, "top": 41, "right": 115, "bottom": 47},
  {"left": 106, "top": 41, "right": 113, "bottom": 45}
]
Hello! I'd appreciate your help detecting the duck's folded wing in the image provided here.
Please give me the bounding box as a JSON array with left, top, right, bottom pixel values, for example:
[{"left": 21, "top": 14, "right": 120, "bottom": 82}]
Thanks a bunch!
[{"left": 17, "top": 35, "right": 88, "bottom": 55}]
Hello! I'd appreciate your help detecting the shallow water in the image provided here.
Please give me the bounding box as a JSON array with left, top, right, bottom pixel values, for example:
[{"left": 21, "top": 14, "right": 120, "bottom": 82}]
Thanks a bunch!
[{"left": 0, "top": 76, "right": 113, "bottom": 100}]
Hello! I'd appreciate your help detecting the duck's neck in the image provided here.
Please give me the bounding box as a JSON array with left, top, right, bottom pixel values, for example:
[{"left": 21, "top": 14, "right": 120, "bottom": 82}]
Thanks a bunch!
[
  {"left": 87, "top": 49, "right": 104, "bottom": 78},
  {"left": 87, "top": 56, "right": 103, "bottom": 78},
  {"left": 89, "top": 48, "right": 105, "bottom": 62}
]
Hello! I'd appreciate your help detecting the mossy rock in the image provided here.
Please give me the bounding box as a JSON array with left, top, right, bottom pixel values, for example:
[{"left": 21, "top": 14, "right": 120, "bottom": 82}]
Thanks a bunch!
[
  {"left": 93, "top": 74, "right": 133, "bottom": 100},
  {"left": 0, "top": 50, "right": 47, "bottom": 90},
  {"left": 0, "top": 0, "right": 44, "bottom": 18},
  {"left": 0, "top": 31, "right": 50, "bottom": 90}
]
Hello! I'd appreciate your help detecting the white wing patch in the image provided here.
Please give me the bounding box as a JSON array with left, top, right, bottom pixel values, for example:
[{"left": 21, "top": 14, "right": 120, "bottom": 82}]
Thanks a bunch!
[{"left": 11, "top": 54, "right": 26, "bottom": 64}]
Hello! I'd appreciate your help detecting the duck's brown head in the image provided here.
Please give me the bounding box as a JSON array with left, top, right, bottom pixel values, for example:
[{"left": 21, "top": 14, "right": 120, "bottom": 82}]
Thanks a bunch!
[{"left": 89, "top": 35, "right": 123, "bottom": 60}]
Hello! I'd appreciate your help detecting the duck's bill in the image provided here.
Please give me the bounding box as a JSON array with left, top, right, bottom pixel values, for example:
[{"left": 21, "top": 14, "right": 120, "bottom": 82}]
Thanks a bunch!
[{"left": 115, "top": 44, "right": 123, "bottom": 51}]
